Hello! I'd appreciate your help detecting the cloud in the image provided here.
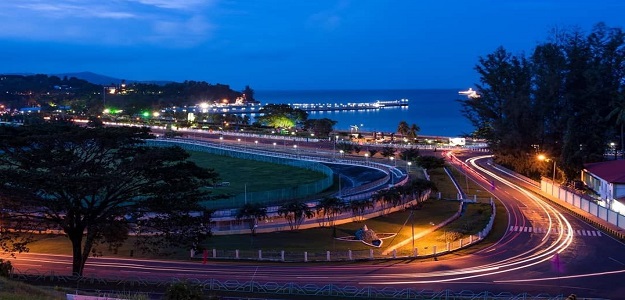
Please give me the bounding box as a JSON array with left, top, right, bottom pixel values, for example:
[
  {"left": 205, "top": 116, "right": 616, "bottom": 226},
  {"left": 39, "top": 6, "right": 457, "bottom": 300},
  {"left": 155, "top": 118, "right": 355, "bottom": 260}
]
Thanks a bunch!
[
  {"left": 129, "top": 0, "right": 215, "bottom": 10},
  {"left": 307, "top": 0, "right": 350, "bottom": 31},
  {"left": 0, "top": 0, "right": 218, "bottom": 47}
]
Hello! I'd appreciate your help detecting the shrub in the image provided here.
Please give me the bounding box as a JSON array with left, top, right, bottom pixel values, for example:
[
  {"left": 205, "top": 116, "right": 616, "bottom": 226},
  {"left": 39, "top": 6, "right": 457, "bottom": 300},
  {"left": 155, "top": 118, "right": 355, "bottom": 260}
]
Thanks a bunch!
[
  {"left": 164, "top": 281, "right": 204, "bottom": 300},
  {"left": 0, "top": 259, "right": 13, "bottom": 277}
]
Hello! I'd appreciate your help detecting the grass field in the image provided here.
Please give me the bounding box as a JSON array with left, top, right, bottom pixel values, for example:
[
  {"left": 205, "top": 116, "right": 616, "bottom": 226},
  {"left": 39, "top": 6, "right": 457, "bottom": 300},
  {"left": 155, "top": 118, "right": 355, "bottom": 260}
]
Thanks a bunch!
[
  {"left": 0, "top": 277, "right": 65, "bottom": 300},
  {"left": 25, "top": 161, "right": 505, "bottom": 262},
  {"left": 24, "top": 153, "right": 508, "bottom": 264},
  {"left": 187, "top": 151, "right": 328, "bottom": 196}
]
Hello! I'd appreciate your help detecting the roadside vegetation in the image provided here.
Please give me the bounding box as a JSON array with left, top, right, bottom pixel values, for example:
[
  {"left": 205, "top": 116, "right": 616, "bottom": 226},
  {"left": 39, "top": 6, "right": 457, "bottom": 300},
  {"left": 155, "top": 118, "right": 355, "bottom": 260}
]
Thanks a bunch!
[
  {"left": 24, "top": 163, "right": 504, "bottom": 261},
  {"left": 460, "top": 23, "right": 625, "bottom": 183}
]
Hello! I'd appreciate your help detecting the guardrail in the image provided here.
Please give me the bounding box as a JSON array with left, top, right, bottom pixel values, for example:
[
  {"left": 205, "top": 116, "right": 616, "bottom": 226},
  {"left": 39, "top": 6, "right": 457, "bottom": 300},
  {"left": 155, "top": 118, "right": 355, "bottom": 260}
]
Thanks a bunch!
[{"left": 10, "top": 271, "right": 567, "bottom": 300}]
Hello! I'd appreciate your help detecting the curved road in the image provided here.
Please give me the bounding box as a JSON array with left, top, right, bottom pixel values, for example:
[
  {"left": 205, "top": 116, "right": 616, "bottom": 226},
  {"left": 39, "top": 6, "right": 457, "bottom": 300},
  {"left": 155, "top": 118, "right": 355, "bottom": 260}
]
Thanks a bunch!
[{"left": 5, "top": 143, "right": 625, "bottom": 298}]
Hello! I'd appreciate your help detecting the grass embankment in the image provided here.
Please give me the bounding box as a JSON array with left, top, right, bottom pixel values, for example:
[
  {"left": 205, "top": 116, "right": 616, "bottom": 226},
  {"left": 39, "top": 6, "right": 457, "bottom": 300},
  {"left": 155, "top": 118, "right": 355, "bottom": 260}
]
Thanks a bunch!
[{"left": 0, "top": 277, "right": 65, "bottom": 300}]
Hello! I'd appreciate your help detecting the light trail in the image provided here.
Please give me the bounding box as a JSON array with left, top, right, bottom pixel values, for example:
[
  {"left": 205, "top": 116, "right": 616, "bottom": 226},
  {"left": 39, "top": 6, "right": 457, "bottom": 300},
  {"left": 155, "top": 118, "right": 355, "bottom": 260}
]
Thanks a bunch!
[{"left": 361, "top": 155, "right": 575, "bottom": 284}]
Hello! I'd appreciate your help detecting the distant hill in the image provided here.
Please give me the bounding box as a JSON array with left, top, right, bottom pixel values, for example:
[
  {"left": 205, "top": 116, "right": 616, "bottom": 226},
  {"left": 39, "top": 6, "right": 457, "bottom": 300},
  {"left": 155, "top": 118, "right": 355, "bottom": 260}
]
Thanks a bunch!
[{"left": 51, "top": 71, "right": 174, "bottom": 86}]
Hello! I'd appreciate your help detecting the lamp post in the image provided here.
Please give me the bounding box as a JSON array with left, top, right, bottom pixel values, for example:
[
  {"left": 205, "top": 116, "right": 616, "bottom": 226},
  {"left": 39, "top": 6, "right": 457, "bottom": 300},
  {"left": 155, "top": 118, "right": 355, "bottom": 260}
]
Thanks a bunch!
[
  {"left": 538, "top": 154, "right": 556, "bottom": 193},
  {"left": 407, "top": 161, "right": 412, "bottom": 174},
  {"left": 333, "top": 135, "right": 339, "bottom": 159},
  {"left": 339, "top": 150, "right": 344, "bottom": 158},
  {"left": 611, "top": 142, "right": 616, "bottom": 160},
  {"left": 364, "top": 153, "right": 369, "bottom": 163},
  {"left": 537, "top": 154, "right": 556, "bottom": 183}
]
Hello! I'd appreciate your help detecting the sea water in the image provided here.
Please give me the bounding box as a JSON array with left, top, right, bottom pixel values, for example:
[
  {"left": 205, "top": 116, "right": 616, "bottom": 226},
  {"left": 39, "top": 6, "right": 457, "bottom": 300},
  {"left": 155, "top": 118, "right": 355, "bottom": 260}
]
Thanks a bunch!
[{"left": 254, "top": 89, "right": 473, "bottom": 137}]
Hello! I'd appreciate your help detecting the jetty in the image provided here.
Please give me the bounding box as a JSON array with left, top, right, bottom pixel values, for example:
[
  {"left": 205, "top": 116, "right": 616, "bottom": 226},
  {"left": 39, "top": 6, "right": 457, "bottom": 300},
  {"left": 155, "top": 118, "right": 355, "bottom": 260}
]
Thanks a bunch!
[{"left": 290, "top": 99, "right": 408, "bottom": 112}]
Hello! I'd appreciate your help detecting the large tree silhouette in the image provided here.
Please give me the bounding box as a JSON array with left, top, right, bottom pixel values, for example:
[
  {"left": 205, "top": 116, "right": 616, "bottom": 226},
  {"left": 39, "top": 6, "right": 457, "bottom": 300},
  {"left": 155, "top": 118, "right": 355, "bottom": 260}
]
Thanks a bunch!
[{"left": 0, "top": 123, "right": 218, "bottom": 276}]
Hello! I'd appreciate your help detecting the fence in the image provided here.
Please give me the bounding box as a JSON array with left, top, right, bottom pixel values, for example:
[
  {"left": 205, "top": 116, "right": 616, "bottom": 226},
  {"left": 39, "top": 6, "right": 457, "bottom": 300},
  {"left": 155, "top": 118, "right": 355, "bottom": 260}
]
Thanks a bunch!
[
  {"left": 200, "top": 198, "right": 496, "bottom": 259},
  {"left": 541, "top": 180, "right": 625, "bottom": 239},
  {"left": 9, "top": 271, "right": 568, "bottom": 300},
  {"left": 147, "top": 139, "right": 334, "bottom": 209}
]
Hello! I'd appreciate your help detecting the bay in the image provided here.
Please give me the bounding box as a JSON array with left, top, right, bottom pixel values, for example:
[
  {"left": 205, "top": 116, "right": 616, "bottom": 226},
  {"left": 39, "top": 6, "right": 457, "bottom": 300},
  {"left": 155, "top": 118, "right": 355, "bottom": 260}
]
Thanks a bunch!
[{"left": 254, "top": 89, "right": 474, "bottom": 138}]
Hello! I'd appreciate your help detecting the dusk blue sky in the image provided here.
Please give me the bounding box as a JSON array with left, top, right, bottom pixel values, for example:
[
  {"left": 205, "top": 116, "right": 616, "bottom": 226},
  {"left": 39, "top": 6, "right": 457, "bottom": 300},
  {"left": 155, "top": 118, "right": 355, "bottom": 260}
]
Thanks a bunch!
[{"left": 1, "top": 0, "right": 624, "bottom": 90}]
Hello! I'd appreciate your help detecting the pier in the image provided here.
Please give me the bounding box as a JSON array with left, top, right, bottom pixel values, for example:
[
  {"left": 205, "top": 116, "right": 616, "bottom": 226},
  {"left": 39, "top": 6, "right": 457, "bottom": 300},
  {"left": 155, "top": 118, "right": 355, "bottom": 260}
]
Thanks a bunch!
[{"left": 290, "top": 99, "right": 408, "bottom": 112}]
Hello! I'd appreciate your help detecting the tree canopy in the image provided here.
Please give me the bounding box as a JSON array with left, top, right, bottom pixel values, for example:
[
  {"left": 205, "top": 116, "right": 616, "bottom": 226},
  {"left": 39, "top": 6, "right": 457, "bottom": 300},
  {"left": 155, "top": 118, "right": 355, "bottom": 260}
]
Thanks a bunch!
[
  {"left": 0, "top": 122, "right": 218, "bottom": 275},
  {"left": 255, "top": 104, "right": 308, "bottom": 129},
  {"left": 460, "top": 23, "right": 625, "bottom": 181}
]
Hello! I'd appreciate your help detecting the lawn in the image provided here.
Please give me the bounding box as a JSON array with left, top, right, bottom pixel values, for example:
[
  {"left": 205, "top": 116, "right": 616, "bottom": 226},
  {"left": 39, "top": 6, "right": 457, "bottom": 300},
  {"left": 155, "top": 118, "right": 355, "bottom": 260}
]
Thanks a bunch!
[
  {"left": 24, "top": 159, "right": 507, "bottom": 263},
  {"left": 0, "top": 277, "right": 65, "bottom": 300},
  {"left": 187, "top": 151, "right": 328, "bottom": 195},
  {"left": 25, "top": 199, "right": 463, "bottom": 261}
]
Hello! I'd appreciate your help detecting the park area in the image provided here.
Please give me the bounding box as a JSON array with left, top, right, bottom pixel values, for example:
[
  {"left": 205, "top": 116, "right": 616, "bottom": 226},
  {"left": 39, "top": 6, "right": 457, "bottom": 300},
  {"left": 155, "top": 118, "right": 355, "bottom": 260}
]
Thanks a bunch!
[{"left": 23, "top": 151, "right": 506, "bottom": 262}]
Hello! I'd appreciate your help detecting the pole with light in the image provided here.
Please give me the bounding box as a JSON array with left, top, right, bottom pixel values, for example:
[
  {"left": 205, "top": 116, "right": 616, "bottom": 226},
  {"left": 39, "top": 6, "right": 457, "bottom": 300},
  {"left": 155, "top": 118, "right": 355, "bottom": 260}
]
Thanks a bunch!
[{"left": 537, "top": 154, "right": 556, "bottom": 183}]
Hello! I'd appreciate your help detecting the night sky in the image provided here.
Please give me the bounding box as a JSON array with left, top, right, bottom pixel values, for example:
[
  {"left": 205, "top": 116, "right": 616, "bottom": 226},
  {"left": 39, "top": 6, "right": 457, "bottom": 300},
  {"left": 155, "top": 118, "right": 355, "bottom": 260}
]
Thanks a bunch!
[{"left": 1, "top": 0, "right": 623, "bottom": 90}]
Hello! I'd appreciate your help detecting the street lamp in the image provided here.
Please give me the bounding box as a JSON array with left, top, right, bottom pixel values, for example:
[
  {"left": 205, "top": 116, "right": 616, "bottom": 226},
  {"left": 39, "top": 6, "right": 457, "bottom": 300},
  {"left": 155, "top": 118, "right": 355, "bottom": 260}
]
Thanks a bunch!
[
  {"left": 537, "top": 154, "right": 557, "bottom": 185},
  {"left": 293, "top": 144, "right": 298, "bottom": 156},
  {"left": 339, "top": 150, "right": 344, "bottom": 158},
  {"left": 407, "top": 161, "right": 412, "bottom": 173},
  {"left": 273, "top": 142, "right": 277, "bottom": 149},
  {"left": 364, "top": 153, "right": 369, "bottom": 162},
  {"left": 610, "top": 142, "right": 617, "bottom": 160},
  {"left": 219, "top": 136, "right": 223, "bottom": 145},
  {"left": 333, "top": 135, "right": 339, "bottom": 158},
  {"left": 390, "top": 156, "right": 396, "bottom": 166}
]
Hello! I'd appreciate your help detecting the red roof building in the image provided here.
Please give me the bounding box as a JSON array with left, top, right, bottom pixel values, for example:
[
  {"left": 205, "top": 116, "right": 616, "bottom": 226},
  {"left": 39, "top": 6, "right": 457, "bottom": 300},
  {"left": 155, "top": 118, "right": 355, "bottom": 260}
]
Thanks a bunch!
[{"left": 582, "top": 160, "right": 625, "bottom": 206}]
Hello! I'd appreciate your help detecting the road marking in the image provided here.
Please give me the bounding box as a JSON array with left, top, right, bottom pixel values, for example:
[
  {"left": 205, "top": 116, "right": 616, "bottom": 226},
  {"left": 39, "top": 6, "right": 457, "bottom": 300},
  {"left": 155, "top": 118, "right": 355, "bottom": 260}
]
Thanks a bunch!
[
  {"left": 609, "top": 257, "right": 625, "bottom": 265},
  {"left": 507, "top": 226, "right": 602, "bottom": 237}
]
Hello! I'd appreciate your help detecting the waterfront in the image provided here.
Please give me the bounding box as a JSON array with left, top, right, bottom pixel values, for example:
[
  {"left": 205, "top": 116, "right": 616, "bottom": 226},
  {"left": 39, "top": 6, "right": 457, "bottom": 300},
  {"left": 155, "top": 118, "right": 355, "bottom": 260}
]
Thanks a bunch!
[{"left": 255, "top": 89, "right": 473, "bottom": 137}]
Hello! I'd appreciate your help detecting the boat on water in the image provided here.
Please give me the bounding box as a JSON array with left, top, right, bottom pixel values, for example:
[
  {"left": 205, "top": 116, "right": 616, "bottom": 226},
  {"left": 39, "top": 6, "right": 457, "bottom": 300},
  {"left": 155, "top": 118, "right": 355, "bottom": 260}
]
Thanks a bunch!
[{"left": 459, "top": 88, "right": 480, "bottom": 99}]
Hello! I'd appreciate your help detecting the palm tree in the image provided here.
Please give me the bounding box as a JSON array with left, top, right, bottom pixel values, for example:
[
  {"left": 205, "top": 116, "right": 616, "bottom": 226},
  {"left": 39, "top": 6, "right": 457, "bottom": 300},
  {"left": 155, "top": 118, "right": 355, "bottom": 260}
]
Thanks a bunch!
[
  {"left": 400, "top": 148, "right": 420, "bottom": 161},
  {"left": 406, "top": 178, "right": 437, "bottom": 205},
  {"left": 236, "top": 203, "right": 267, "bottom": 235},
  {"left": 374, "top": 187, "right": 402, "bottom": 212},
  {"left": 278, "top": 200, "right": 315, "bottom": 230},
  {"left": 315, "top": 196, "right": 344, "bottom": 227},
  {"left": 381, "top": 146, "right": 396, "bottom": 158},
  {"left": 397, "top": 121, "right": 409, "bottom": 137},
  {"left": 408, "top": 123, "right": 421, "bottom": 140},
  {"left": 349, "top": 199, "right": 374, "bottom": 222}
]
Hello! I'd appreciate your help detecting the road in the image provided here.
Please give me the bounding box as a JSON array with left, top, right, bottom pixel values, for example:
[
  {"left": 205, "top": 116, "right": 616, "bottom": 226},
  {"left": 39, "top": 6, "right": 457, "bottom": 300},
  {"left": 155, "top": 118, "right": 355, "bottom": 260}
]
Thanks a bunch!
[{"left": 5, "top": 137, "right": 625, "bottom": 299}]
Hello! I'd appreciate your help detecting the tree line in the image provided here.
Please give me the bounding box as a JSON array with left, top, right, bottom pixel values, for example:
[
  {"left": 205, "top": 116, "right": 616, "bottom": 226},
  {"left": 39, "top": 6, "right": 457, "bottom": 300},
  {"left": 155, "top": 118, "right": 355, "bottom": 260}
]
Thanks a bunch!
[
  {"left": 0, "top": 74, "right": 252, "bottom": 116},
  {"left": 460, "top": 22, "right": 625, "bottom": 182}
]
